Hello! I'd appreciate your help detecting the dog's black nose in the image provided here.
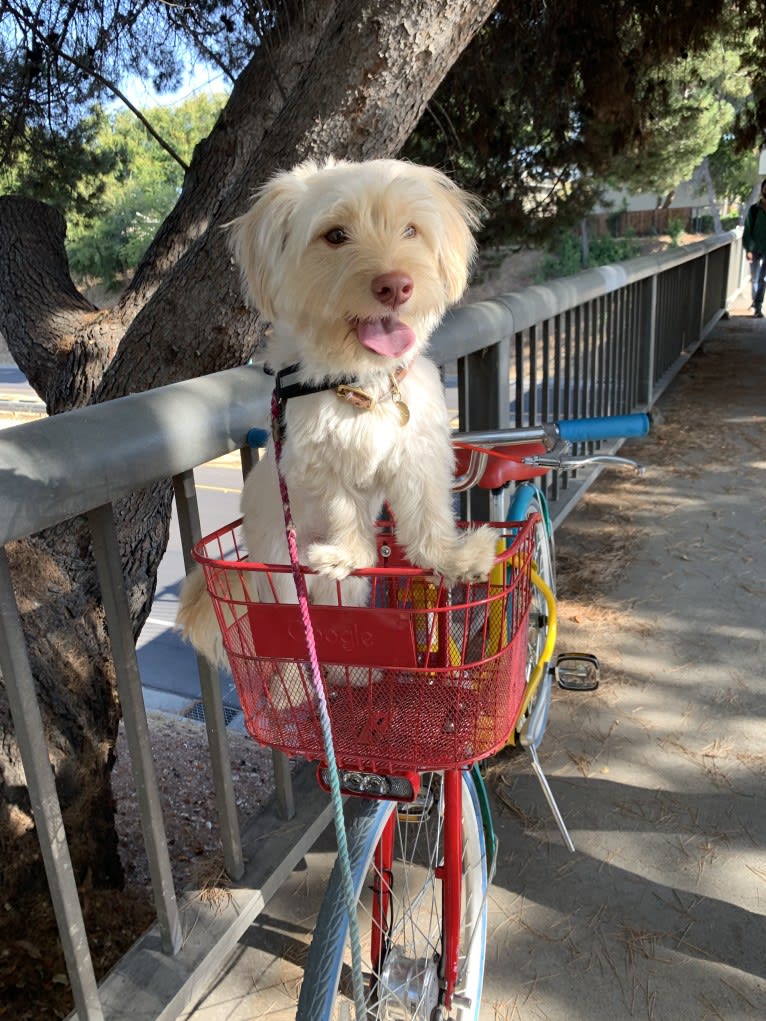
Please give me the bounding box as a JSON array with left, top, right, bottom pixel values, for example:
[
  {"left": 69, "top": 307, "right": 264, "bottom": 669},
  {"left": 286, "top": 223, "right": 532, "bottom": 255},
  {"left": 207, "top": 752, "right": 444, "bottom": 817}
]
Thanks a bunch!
[{"left": 372, "top": 272, "right": 413, "bottom": 309}]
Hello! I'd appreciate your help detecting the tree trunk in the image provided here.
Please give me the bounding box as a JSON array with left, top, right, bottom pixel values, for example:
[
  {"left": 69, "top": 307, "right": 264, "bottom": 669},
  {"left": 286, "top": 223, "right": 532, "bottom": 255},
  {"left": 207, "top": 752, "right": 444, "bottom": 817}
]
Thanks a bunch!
[
  {"left": 695, "top": 157, "right": 722, "bottom": 234},
  {"left": 0, "top": 0, "right": 497, "bottom": 896},
  {"left": 579, "top": 218, "right": 590, "bottom": 267}
]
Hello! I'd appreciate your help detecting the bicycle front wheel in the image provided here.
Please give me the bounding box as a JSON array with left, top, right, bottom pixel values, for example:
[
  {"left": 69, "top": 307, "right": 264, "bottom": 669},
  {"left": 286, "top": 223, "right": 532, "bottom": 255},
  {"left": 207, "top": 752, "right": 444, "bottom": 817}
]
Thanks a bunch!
[{"left": 296, "top": 770, "right": 488, "bottom": 1021}]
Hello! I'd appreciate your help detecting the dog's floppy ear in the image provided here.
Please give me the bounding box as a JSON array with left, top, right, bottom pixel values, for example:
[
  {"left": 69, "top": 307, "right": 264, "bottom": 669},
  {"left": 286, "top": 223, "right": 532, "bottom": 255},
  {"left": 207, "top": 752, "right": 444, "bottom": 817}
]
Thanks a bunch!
[
  {"left": 228, "top": 168, "right": 309, "bottom": 320},
  {"left": 420, "top": 167, "right": 484, "bottom": 304}
]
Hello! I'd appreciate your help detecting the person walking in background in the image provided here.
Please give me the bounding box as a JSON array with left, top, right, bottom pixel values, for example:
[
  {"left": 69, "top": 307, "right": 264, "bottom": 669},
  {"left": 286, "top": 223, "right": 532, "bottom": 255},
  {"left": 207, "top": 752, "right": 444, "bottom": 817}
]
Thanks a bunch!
[{"left": 743, "top": 179, "right": 766, "bottom": 318}]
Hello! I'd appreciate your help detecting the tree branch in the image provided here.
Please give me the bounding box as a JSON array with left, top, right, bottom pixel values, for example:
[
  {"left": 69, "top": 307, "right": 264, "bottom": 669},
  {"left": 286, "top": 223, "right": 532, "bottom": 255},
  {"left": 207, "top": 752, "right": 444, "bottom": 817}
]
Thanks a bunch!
[
  {"left": 12, "top": 6, "right": 190, "bottom": 171},
  {"left": 97, "top": 0, "right": 500, "bottom": 401},
  {"left": 119, "top": 0, "right": 339, "bottom": 308},
  {"left": 0, "top": 196, "right": 118, "bottom": 413}
]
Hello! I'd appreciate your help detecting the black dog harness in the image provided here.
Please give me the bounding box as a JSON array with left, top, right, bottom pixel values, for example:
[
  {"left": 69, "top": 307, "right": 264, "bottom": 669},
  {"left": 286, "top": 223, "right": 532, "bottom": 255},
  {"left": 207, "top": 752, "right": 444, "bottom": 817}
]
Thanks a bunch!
[{"left": 268, "top": 362, "right": 411, "bottom": 437}]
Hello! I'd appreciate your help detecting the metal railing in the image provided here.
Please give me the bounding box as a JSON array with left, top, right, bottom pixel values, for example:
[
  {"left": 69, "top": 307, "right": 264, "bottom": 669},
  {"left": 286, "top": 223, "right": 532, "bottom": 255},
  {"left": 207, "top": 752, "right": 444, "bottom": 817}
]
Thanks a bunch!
[{"left": 0, "top": 230, "right": 744, "bottom": 1021}]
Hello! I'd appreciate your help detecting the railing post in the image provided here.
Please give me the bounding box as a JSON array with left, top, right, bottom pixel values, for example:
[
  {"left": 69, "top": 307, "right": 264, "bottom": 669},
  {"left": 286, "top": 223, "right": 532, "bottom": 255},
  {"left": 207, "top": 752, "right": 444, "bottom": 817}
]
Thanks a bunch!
[
  {"left": 459, "top": 336, "right": 511, "bottom": 428},
  {"left": 0, "top": 547, "right": 105, "bottom": 1021},
  {"left": 638, "top": 274, "right": 658, "bottom": 408},
  {"left": 87, "top": 504, "right": 182, "bottom": 954},
  {"left": 458, "top": 337, "right": 511, "bottom": 520},
  {"left": 725, "top": 233, "right": 744, "bottom": 305},
  {"left": 172, "top": 471, "right": 254, "bottom": 861},
  {"left": 698, "top": 252, "right": 710, "bottom": 341}
]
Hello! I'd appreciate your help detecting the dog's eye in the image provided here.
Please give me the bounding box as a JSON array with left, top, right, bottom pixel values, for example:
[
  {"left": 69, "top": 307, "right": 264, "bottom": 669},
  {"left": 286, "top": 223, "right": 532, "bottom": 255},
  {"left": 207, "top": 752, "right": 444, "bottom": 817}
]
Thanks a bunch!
[
  {"left": 403, "top": 224, "right": 417, "bottom": 239},
  {"left": 324, "top": 227, "right": 349, "bottom": 246}
]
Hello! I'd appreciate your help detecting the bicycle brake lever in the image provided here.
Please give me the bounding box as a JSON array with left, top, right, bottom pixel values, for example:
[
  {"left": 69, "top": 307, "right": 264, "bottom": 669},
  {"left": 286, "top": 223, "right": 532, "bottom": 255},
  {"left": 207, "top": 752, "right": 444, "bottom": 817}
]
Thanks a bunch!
[{"left": 523, "top": 453, "right": 645, "bottom": 475}]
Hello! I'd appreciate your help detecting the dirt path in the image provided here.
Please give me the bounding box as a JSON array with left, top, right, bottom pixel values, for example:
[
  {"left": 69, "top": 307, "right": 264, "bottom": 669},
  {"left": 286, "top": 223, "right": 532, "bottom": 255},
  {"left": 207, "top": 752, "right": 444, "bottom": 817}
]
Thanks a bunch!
[{"left": 479, "top": 300, "right": 766, "bottom": 1019}]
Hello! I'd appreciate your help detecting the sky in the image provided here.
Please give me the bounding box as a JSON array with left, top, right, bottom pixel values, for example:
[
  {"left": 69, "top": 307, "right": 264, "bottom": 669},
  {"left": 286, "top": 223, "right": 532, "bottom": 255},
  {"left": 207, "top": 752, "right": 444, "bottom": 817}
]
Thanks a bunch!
[{"left": 117, "top": 61, "right": 229, "bottom": 110}]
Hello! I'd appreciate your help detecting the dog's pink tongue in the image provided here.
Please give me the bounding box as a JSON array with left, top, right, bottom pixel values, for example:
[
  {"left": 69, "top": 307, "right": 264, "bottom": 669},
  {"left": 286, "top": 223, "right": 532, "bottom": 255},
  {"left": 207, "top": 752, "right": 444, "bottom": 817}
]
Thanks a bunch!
[{"left": 356, "top": 316, "right": 416, "bottom": 358}]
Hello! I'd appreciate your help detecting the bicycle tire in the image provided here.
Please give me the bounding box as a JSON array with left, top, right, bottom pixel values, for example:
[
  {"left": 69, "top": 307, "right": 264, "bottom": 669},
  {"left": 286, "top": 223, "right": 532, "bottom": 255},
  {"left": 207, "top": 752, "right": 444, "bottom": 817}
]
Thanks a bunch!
[{"left": 296, "top": 770, "right": 488, "bottom": 1021}]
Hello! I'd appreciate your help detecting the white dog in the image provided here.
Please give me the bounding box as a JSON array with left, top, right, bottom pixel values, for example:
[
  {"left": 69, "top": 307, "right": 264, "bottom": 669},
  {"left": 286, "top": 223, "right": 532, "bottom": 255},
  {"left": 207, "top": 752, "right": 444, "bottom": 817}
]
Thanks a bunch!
[{"left": 177, "top": 158, "right": 496, "bottom": 666}]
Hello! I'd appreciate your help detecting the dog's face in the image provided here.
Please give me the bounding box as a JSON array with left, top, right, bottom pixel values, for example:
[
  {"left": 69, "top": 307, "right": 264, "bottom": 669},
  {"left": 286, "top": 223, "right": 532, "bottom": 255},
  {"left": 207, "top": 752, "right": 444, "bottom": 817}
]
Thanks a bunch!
[{"left": 229, "top": 159, "right": 482, "bottom": 377}]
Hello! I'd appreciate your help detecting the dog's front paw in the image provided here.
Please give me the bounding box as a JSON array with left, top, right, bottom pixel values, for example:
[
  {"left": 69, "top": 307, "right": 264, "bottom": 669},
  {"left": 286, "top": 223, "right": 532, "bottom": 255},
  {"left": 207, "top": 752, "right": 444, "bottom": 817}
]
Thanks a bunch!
[
  {"left": 442, "top": 525, "right": 498, "bottom": 583},
  {"left": 306, "top": 542, "right": 374, "bottom": 580}
]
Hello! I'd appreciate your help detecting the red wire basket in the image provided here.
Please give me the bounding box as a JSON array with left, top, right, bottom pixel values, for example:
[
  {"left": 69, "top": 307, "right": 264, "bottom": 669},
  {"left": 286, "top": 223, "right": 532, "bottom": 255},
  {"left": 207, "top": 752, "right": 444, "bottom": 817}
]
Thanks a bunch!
[{"left": 193, "top": 517, "right": 536, "bottom": 773}]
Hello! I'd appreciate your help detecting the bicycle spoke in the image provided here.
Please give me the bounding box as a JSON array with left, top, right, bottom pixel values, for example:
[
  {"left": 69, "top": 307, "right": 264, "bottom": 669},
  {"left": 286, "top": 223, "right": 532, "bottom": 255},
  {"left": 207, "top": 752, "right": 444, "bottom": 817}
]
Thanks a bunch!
[{"left": 298, "top": 771, "right": 487, "bottom": 1021}]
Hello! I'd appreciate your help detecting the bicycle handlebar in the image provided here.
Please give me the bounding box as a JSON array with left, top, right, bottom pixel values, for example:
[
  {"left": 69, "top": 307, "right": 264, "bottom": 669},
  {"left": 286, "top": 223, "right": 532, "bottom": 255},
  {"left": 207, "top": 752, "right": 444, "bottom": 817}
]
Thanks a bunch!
[
  {"left": 452, "top": 411, "right": 650, "bottom": 449},
  {"left": 248, "top": 414, "right": 650, "bottom": 488},
  {"left": 452, "top": 412, "right": 650, "bottom": 490},
  {"left": 250, "top": 415, "right": 649, "bottom": 453}
]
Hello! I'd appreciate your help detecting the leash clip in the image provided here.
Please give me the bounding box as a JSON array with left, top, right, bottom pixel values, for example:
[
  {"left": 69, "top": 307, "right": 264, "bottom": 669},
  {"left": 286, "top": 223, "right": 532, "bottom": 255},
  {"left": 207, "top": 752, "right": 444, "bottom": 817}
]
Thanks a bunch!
[{"left": 270, "top": 393, "right": 286, "bottom": 445}]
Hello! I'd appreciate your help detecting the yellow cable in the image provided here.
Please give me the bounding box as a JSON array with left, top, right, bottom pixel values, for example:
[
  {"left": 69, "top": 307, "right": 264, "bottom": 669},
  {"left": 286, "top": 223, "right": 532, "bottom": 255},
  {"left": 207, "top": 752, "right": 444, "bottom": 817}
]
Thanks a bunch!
[{"left": 486, "top": 538, "right": 508, "bottom": 655}]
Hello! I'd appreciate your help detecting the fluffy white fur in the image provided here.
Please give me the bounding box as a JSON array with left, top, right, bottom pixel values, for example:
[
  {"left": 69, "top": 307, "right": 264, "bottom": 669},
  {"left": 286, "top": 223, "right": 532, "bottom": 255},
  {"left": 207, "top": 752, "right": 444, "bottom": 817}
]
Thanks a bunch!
[{"left": 177, "top": 158, "right": 497, "bottom": 665}]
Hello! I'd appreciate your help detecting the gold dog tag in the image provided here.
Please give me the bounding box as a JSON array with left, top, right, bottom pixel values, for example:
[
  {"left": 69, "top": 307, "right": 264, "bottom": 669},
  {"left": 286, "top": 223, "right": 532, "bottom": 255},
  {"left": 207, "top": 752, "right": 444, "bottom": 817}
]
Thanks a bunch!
[
  {"left": 392, "top": 393, "right": 410, "bottom": 425},
  {"left": 389, "top": 374, "right": 410, "bottom": 426}
]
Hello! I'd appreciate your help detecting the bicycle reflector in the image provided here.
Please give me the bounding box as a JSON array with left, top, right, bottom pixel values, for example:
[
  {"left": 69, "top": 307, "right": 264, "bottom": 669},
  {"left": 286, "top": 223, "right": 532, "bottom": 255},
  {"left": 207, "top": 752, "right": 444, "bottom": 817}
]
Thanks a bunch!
[{"left": 317, "top": 767, "right": 420, "bottom": 802}]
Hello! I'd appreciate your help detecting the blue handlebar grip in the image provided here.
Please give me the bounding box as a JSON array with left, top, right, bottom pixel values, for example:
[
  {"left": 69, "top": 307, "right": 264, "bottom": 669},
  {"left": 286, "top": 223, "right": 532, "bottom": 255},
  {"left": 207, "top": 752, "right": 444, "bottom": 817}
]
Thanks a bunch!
[
  {"left": 557, "top": 413, "right": 650, "bottom": 443},
  {"left": 246, "top": 427, "right": 270, "bottom": 449}
]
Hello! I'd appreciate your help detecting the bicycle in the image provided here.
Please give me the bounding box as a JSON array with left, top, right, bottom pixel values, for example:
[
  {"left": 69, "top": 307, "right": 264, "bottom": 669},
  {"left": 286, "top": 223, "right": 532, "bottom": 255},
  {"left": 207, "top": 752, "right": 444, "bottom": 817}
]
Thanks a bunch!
[{"left": 191, "top": 411, "right": 648, "bottom": 1021}]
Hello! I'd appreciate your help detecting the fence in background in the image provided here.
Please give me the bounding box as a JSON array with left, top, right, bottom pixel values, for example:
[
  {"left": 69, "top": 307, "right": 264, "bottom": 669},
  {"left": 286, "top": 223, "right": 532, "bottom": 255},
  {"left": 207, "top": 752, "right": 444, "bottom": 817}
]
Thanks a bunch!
[{"left": 0, "top": 230, "right": 744, "bottom": 1020}]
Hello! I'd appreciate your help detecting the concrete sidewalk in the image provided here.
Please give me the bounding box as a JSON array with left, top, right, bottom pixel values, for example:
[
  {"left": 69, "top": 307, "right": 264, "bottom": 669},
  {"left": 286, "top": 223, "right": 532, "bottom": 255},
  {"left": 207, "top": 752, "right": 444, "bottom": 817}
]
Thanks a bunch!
[{"left": 184, "top": 300, "right": 766, "bottom": 1021}]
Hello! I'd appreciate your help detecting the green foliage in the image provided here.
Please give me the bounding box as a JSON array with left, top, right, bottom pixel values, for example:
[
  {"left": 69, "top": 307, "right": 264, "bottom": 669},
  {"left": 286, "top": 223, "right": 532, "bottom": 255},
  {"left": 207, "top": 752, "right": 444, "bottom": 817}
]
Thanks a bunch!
[
  {"left": 707, "top": 136, "right": 760, "bottom": 207},
  {"left": 0, "top": 108, "right": 117, "bottom": 219},
  {"left": 604, "top": 44, "right": 744, "bottom": 199},
  {"left": 667, "top": 217, "right": 687, "bottom": 246},
  {"left": 66, "top": 180, "right": 181, "bottom": 283},
  {"left": 405, "top": 0, "right": 760, "bottom": 247},
  {"left": 540, "top": 231, "right": 640, "bottom": 282},
  {"left": 65, "top": 93, "right": 227, "bottom": 283},
  {"left": 694, "top": 214, "right": 716, "bottom": 232},
  {"left": 540, "top": 235, "right": 583, "bottom": 281}
]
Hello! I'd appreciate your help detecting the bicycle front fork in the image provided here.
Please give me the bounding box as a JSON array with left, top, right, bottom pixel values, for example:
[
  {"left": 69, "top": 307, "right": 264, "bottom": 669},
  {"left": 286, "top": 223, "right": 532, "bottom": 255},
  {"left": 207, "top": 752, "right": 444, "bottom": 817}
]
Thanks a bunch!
[
  {"left": 370, "top": 770, "right": 466, "bottom": 1016},
  {"left": 436, "top": 769, "right": 463, "bottom": 1013}
]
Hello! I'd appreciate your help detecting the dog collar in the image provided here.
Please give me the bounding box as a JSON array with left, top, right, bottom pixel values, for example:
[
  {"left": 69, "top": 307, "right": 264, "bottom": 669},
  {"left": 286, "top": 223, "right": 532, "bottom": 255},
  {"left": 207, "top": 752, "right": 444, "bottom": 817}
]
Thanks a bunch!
[
  {"left": 270, "top": 362, "right": 410, "bottom": 428},
  {"left": 336, "top": 368, "right": 410, "bottom": 425},
  {"left": 270, "top": 362, "right": 351, "bottom": 402}
]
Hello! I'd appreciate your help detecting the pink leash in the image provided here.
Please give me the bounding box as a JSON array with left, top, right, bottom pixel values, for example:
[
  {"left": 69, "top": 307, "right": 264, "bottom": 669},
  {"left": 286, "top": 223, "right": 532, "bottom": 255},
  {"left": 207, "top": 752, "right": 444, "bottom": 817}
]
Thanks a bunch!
[{"left": 270, "top": 393, "right": 366, "bottom": 1018}]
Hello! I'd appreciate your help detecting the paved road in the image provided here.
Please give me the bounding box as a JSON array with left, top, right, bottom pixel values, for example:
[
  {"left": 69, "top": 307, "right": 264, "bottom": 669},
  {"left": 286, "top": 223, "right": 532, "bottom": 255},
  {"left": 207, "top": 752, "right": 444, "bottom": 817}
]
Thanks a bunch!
[
  {"left": 1, "top": 363, "right": 245, "bottom": 718},
  {"left": 136, "top": 454, "right": 244, "bottom": 717},
  {"left": 0, "top": 365, "right": 48, "bottom": 417}
]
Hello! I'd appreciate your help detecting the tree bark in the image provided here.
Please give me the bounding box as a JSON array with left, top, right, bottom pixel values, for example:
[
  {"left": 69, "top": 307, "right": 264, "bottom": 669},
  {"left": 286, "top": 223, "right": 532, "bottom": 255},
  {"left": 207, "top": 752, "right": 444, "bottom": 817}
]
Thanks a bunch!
[{"left": 0, "top": 0, "right": 497, "bottom": 895}]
